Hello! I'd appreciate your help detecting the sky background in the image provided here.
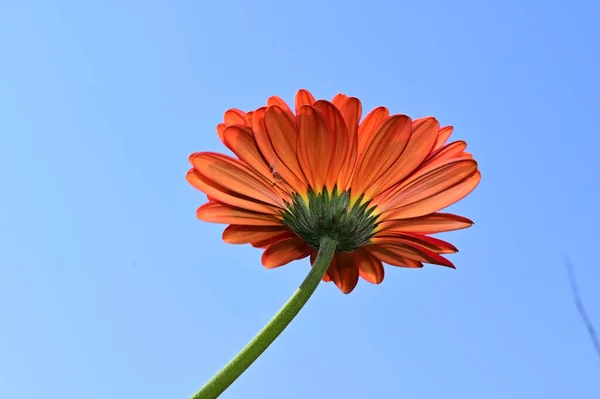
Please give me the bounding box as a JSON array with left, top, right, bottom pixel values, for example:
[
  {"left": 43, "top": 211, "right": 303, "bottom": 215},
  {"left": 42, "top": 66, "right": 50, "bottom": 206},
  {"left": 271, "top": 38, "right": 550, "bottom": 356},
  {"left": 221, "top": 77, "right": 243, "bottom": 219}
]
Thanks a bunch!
[{"left": 1, "top": 1, "right": 599, "bottom": 398}]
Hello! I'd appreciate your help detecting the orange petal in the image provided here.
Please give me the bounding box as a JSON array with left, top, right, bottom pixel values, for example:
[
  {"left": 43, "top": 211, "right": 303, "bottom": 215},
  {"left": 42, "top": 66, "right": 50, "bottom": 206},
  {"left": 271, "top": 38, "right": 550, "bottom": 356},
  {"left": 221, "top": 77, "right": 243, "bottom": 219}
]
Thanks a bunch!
[
  {"left": 334, "top": 97, "right": 361, "bottom": 191},
  {"left": 372, "top": 232, "right": 458, "bottom": 254},
  {"left": 267, "top": 96, "right": 294, "bottom": 116},
  {"left": 298, "top": 100, "right": 350, "bottom": 193},
  {"left": 224, "top": 108, "right": 246, "bottom": 126},
  {"left": 368, "top": 117, "right": 440, "bottom": 199},
  {"left": 381, "top": 164, "right": 480, "bottom": 219},
  {"left": 296, "top": 105, "right": 333, "bottom": 193},
  {"left": 222, "top": 225, "right": 291, "bottom": 244},
  {"left": 385, "top": 171, "right": 481, "bottom": 220},
  {"left": 294, "top": 89, "right": 316, "bottom": 115},
  {"left": 376, "top": 213, "right": 474, "bottom": 234},
  {"left": 217, "top": 123, "right": 226, "bottom": 141},
  {"left": 376, "top": 159, "right": 477, "bottom": 212},
  {"left": 187, "top": 169, "right": 280, "bottom": 215},
  {"left": 251, "top": 107, "right": 277, "bottom": 166},
  {"left": 312, "top": 101, "right": 349, "bottom": 191},
  {"left": 423, "top": 140, "right": 468, "bottom": 169},
  {"left": 377, "top": 155, "right": 475, "bottom": 209},
  {"left": 253, "top": 108, "right": 306, "bottom": 196},
  {"left": 331, "top": 93, "right": 349, "bottom": 108},
  {"left": 367, "top": 241, "right": 453, "bottom": 268},
  {"left": 431, "top": 126, "right": 453, "bottom": 152},
  {"left": 357, "top": 106, "right": 389, "bottom": 154},
  {"left": 365, "top": 245, "right": 424, "bottom": 268},
  {"left": 252, "top": 231, "right": 298, "bottom": 248},
  {"left": 222, "top": 125, "right": 276, "bottom": 184},
  {"left": 261, "top": 237, "right": 311, "bottom": 268},
  {"left": 352, "top": 248, "right": 384, "bottom": 284},
  {"left": 327, "top": 253, "right": 359, "bottom": 294},
  {"left": 265, "top": 106, "right": 308, "bottom": 190},
  {"left": 352, "top": 115, "right": 412, "bottom": 201},
  {"left": 196, "top": 201, "right": 282, "bottom": 226},
  {"left": 325, "top": 254, "right": 341, "bottom": 284},
  {"left": 375, "top": 240, "right": 454, "bottom": 267},
  {"left": 244, "top": 111, "right": 254, "bottom": 126},
  {"left": 190, "top": 152, "right": 285, "bottom": 208}
]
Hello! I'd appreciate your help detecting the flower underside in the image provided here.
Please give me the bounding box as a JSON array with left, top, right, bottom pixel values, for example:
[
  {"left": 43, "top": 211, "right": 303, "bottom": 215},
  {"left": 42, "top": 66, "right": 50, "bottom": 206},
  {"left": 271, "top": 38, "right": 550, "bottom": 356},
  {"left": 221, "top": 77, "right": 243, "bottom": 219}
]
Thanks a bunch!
[
  {"left": 186, "top": 89, "right": 482, "bottom": 294},
  {"left": 281, "top": 187, "right": 378, "bottom": 253}
]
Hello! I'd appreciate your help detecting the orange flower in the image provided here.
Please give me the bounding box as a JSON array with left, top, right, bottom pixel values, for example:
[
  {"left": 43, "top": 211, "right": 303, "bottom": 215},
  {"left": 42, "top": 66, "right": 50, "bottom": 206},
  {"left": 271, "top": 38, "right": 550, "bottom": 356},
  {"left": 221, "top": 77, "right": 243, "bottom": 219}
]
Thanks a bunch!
[{"left": 187, "top": 89, "right": 480, "bottom": 294}]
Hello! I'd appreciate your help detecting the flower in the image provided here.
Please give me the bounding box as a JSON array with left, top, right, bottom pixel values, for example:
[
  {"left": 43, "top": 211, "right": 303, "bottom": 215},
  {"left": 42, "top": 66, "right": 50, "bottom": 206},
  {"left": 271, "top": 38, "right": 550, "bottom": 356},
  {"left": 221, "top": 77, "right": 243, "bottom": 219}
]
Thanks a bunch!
[{"left": 187, "top": 89, "right": 480, "bottom": 294}]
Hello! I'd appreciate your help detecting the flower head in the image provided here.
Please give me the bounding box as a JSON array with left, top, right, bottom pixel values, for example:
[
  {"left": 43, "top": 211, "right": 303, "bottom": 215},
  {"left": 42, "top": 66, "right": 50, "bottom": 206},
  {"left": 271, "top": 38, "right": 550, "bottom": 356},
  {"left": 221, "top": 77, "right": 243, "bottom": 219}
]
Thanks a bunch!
[{"left": 187, "top": 89, "right": 480, "bottom": 293}]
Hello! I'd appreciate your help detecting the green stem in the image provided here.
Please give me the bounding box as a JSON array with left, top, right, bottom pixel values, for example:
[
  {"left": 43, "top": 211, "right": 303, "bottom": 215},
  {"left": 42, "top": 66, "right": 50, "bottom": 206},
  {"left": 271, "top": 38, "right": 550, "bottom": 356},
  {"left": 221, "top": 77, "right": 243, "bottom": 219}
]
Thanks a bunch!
[{"left": 190, "top": 236, "right": 338, "bottom": 399}]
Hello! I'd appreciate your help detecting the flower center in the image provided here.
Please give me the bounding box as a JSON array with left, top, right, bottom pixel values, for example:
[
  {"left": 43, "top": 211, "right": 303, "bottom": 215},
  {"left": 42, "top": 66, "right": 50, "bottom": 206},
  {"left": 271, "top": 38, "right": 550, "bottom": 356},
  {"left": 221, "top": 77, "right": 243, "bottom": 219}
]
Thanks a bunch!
[{"left": 281, "top": 188, "right": 379, "bottom": 253}]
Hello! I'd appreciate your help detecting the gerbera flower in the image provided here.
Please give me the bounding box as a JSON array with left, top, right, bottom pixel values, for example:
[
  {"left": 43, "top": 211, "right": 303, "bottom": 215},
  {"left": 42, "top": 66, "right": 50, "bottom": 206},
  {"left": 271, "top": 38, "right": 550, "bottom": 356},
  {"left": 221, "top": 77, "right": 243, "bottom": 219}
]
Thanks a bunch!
[{"left": 186, "top": 89, "right": 480, "bottom": 294}]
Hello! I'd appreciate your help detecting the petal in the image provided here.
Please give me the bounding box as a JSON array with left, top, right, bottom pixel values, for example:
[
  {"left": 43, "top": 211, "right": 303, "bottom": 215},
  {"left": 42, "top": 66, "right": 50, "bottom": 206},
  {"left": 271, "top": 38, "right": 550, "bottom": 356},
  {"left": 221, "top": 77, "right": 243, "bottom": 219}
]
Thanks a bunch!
[
  {"left": 187, "top": 168, "right": 280, "bottom": 214},
  {"left": 294, "top": 89, "right": 316, "bottom": 114},
  {"left": 265, "top": 105, "right": 308, "bottom": 190},
  {"left": 432, "top": 126, "right": 453, "bottom": 152},
  {"left": 423, "top": 140, "right": 468, "bottom": 169},
  {"left": 244, "top": 111, "right": 254, "bottom": 126},
  {"left": 196, "top": 201, "right": 282, "bottom": 226},
  {"left": 296, "top": 104, "right": 337, "bottom": 193},
  {"left": 376, "top": 213, "right": 474, "bottom": 234},
  {"left": 368, "top": 241, "right": 454, "bottom": 268},
  {"left": 252, "top": 231, "right": 298, "bottom": 248},
  {"left": 267, "top": 96, "right": 294, "bottom": 116},
  {"left": 222, "top": 125, "right": 279, "bottom": 186},
  {"left": 372, "top": 232, "right": 458, "bottom": 254},
  {"left": 190, "top": 152, "right": 285, "bottom": 208},
  {"left": 351, "top": 115, "right": 412, "bottom": 201},
  {"left": 262, "top": 237, "right": 311, "bottom": 268},
  {"left": 329, "top": 253, "right": 359, "bottom": 294},
  {"left": 222, "top": 225, "right": 291, "bottom": 244},
  {"left": 312, "top": 101, "right": 350, "bottom": 192},
  {"left": 368, "top": 117, "right": 440, "bottom": 199},
  {"left": 334, "top": 97, "right": 361, "bottom": 191},
  {"left": 366, "top": 245, "right": 424, "bottom": 268},
  {"left": 325, "top": 255, "right": 341, "bottom": 284},
  {"left": 217, "top": 123, "right": 226, "bottom": 141},
  {"left": 253, "top": 108, "right": 306, "bottom": 196},
  {"left": 251, "top": 107, "right": 277, "bottom": 166},
  {"left": 331, "top": 93, "right": 349, "bottom": 108},
  {"left": 376, "top": 159, "right": 478, "bottom": 214},
  {"left": 224, "top": 108, "right": 246, "bottom": 126},
  {"left": 384, "top": 242, "right": 454, "bottom": 267},
  {"left": 357, "top": 106, "right": 389, "bottom": 154},
  {"left": 376, "top": 155, "right": 475, "bottom": 209},
  {"left": 352, "top": 248, "right": 384, "bottom": 284},
  {"left": 383, "top": 168, "right": 481, "bottom": 220}
]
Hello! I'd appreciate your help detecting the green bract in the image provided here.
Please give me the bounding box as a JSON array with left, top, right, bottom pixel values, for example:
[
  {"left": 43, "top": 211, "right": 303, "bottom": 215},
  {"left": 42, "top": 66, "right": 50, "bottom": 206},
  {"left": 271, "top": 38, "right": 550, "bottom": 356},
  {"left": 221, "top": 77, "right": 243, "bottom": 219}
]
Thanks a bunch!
[{"left": 281, "top": 187, "right": 379, "bottom": 253}]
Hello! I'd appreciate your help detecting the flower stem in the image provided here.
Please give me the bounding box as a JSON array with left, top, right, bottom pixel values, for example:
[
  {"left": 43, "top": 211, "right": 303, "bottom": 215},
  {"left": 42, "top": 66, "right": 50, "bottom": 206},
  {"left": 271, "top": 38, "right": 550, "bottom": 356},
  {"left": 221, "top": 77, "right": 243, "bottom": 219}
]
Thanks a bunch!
[{"left": 190, "top": 236, "right": 338, "bottom": 399}]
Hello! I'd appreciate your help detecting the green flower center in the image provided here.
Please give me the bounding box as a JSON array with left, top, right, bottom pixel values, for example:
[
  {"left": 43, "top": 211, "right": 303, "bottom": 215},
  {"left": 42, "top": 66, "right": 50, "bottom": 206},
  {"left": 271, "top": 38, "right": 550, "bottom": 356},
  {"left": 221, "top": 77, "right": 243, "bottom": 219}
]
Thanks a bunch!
[{"left": 281, "top": 188, "right": 379, "bottom": 253}]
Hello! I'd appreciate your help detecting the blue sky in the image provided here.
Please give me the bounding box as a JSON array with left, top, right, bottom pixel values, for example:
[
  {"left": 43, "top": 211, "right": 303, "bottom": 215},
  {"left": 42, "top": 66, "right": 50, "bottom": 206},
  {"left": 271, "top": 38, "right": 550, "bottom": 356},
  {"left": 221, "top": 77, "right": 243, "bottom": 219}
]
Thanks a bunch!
[{"left": 1, "top": 1, "right": 599, "bottom": 398}]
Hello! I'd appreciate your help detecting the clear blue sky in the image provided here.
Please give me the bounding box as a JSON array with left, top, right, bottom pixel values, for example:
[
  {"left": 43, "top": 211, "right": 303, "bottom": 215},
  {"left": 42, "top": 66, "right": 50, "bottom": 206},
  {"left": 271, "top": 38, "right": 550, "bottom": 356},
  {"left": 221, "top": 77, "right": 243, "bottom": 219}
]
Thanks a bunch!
[{"left": 1, "top": 1, "right": 599, "bottom": 398}]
